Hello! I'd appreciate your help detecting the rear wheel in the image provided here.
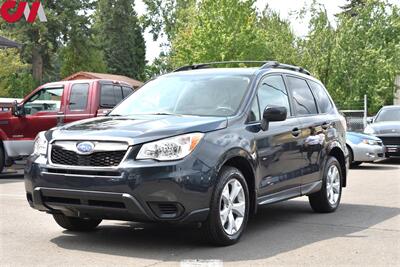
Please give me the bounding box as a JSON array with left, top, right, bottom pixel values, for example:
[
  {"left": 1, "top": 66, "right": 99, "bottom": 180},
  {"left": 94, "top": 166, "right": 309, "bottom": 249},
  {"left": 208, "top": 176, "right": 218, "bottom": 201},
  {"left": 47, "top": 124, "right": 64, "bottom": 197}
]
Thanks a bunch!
[
  {"left": 53, "top": 214, "right": 102, "bottom": 231},
  {"left": 309, "top": 157, "right": 342, "bottom": 213},
  {"left": 202, "top": 166, "right": 249, "bottom": 246}
]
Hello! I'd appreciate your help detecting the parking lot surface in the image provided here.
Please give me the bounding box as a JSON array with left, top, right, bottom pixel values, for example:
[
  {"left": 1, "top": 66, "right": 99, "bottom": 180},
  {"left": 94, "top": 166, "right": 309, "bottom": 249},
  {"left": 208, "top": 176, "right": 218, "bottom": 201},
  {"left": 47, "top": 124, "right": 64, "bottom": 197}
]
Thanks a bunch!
[{"left": 1, "top": 159, "right": 399, "bottom": 267}]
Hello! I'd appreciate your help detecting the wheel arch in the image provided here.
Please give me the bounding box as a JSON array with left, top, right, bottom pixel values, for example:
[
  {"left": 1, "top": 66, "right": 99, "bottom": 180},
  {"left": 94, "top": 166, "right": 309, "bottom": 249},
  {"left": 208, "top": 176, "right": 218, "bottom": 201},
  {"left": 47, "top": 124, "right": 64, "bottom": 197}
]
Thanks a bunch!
[{"left": 216, "top": 148, "right": 258, "bottom": 215}]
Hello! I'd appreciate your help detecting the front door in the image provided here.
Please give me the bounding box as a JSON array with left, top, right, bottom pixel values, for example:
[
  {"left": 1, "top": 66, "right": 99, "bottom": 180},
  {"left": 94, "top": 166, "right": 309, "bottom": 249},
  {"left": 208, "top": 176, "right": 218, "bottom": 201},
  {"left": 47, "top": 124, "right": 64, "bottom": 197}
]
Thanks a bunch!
[
  {"left": 254, "top": 75, "right": 304, "bottom": 200},
  {"left": 11, "top": 87, "right": 65, "bottom": 140}
]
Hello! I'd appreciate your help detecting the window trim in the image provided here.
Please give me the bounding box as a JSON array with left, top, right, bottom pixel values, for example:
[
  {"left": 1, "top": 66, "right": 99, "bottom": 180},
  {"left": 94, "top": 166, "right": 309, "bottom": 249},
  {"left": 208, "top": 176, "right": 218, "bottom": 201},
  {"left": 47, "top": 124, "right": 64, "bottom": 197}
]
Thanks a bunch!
[
  {"left": 284, "top": 74, "right": 319, "bottom": 118},
  {"left": 68, "top": 83, "right": 90, "bottom": 111},
  {"left": 246, "top": 73, "right": 294, "bottom": 124}
]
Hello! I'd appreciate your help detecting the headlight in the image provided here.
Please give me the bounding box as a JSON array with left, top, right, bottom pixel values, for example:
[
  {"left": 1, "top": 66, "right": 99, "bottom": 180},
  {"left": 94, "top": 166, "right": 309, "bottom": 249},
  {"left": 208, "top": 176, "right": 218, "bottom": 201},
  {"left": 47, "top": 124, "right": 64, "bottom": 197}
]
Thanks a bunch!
[
  {"left": 364, "top": 125, "right": 375, "bottom": 135},
  {"left": 362, "top": 139, "right": 380, "bottom": 146},
  {"left": 33, "top": 132, "right": 48, "bottom": 156},
  {"left": 136, "top": 133, "right": 204, "bottom": 161}
]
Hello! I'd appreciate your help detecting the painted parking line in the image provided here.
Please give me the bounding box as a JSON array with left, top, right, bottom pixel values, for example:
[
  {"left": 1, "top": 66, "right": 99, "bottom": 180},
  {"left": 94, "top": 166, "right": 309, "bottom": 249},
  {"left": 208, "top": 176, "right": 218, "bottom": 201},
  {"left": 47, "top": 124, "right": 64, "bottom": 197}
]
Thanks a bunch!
[{"left": 180, "top": 260, "right": 223, "bottom": 267}]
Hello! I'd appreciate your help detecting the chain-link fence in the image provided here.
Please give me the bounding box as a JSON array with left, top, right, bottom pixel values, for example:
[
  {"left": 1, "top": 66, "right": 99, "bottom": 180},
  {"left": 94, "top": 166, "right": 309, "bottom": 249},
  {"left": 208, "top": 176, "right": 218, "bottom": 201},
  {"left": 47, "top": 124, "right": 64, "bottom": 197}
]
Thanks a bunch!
[{"left": 336, "top": 96, "right": 367, "bottom": 133}]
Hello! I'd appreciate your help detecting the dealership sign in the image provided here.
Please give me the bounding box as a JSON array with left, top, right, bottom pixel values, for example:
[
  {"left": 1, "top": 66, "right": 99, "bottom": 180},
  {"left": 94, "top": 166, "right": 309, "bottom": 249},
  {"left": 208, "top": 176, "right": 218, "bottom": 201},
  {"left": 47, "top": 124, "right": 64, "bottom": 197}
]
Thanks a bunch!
[{"left": 1, "top": 1, "right": 47, "bottom": 23}]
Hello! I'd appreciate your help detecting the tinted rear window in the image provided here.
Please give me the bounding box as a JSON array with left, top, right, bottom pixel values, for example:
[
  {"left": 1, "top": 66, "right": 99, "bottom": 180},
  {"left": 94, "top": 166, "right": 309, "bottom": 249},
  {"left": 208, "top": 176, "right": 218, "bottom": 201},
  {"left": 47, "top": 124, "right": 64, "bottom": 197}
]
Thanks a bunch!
[{"left": 286, "top": 76, "right": 318, "bottom": 116}]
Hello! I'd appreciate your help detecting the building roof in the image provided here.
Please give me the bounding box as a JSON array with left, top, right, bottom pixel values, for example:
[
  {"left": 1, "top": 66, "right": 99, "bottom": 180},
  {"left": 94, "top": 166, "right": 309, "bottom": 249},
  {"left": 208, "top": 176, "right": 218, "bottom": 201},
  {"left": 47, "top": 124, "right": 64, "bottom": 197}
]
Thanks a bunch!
[
  {"left": 63, "top": 71, "right": 143, "bottom": 88},
  {"left": 0, "top": 36, "right": 21, "bottom": 48}
]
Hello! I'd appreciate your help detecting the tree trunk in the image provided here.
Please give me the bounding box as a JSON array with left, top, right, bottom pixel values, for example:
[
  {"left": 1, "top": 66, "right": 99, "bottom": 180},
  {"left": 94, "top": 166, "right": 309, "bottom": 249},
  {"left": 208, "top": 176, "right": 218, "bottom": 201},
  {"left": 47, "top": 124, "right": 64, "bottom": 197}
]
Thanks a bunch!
[{"left": 32, "top": 47, "right": 43, "bottom": 84}]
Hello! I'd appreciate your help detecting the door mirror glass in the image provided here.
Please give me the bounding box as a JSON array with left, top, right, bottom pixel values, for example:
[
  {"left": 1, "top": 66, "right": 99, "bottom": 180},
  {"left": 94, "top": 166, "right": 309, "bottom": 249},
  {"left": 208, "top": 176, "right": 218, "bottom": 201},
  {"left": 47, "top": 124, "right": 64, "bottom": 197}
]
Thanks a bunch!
[{"left": 261, "top": 106, "right": 287, "bottom": 131}]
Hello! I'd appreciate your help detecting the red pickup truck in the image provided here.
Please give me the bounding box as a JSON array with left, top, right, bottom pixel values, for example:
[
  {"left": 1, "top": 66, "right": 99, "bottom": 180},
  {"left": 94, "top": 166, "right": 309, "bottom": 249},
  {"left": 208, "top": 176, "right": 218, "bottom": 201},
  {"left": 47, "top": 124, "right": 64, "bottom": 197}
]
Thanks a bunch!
[{"left": 0, "top": 79, "right": 135, "bottom": 172}]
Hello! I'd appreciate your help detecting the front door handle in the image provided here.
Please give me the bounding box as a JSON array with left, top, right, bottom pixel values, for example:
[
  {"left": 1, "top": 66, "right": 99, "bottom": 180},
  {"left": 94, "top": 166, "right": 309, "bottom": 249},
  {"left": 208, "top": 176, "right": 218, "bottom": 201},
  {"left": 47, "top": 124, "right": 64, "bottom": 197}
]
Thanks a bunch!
[{"left": 292, "top": 127, "right": 301, "bottom": 137}]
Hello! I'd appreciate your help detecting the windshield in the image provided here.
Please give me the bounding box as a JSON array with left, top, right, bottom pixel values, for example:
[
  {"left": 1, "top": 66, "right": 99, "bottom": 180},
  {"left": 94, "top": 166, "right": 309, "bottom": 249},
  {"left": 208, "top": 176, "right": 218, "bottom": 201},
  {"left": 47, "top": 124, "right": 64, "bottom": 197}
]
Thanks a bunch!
[
  {"left": 375, "top": 108, "right": 400, "bottom": 122},
  {"left": 109, "top": 74, "right": 251, "bottom": 117}
]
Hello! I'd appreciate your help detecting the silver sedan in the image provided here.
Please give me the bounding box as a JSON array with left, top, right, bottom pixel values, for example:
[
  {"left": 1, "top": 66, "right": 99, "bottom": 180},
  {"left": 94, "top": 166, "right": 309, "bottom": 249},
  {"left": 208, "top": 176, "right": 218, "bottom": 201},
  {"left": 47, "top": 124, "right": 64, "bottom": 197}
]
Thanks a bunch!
[{"left": 346, "top": 132, "right": 386, "bottom": 168}]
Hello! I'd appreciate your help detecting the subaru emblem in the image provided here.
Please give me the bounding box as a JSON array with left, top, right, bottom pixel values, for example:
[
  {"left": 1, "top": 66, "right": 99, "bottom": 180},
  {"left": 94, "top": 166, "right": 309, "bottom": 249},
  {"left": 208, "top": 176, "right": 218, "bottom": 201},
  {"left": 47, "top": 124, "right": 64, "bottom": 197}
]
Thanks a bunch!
[{"left": 76, "top": 142, "right": 95, "bottom": 154}]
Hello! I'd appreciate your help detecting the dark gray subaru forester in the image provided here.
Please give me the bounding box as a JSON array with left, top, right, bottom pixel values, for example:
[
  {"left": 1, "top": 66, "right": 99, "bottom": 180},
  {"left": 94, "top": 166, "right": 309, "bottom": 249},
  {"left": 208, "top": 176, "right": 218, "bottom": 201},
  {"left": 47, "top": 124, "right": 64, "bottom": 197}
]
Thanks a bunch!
[{"left": 25, "top": 61, "right": 349, "bottom": 245}]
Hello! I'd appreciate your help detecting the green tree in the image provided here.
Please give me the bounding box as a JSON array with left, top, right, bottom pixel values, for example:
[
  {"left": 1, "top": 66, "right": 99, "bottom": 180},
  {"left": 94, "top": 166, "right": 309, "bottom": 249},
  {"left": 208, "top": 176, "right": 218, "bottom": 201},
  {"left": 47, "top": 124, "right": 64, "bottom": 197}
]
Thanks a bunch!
[
  {"left": 298, "top": 4, "right": 335, "bottom": 86},
  {"left": 170, "top": 0, "right": 264, "bottom": 67},
  {"left": 0, "top": 0, "right": 97, "bottom": 84},
  {"left": 94, "top": 0, "right": 146, "bottom": 80},
  {"left": 329, "top": 0, "right": 400, "bottom": 112},
  {"left": 340, "top": 0, "right": 367, "bottom": 17},
  {"left": 0, "top": 49, "right": 37, "bottom": 98}
]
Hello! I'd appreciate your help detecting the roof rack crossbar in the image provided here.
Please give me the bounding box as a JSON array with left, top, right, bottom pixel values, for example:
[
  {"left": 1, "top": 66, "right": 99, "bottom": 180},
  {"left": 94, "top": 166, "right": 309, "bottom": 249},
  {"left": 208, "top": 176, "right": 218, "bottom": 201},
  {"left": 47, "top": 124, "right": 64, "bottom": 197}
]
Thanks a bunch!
[{"left": 173, "top": 60, "right": 311, "bottom": 75}]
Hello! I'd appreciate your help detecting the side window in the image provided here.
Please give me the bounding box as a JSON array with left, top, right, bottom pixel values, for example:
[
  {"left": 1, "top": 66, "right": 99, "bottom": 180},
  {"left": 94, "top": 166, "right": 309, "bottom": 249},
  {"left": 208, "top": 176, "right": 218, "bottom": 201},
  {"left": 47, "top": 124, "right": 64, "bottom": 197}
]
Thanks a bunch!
[
  {"left": 69, "top": 84, "right": 89, "bottom": 111},
  {"left": 286, "top": 76, "right": 318, "bottom": 116},
  {"left": 100, "top": 85, "right": 115, "bottom": 107},
  {"left": 257, "top": 75, "right": 291, "bottom": 117},
  {"left": 114, "top": 85, "right": 123, "bottom": 104},
  {"left": 248, "top": 96, "right": 260, "bottom": 122},
  {"left": 308, "top": 80, "right": 333, "bottom": 113},
  {"left": 24, "top": 87, "right": 63, "bottom": 115},
  {"left": 122, "top": 86, "right": 133, "bottom": 99}
]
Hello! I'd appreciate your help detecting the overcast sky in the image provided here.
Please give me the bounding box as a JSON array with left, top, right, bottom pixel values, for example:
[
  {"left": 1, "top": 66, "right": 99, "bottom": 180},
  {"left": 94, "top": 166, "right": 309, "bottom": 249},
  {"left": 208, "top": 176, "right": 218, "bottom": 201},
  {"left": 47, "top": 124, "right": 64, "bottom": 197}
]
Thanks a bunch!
[{"left": 135, "top": 0, "right": 400, "bottom": 62}]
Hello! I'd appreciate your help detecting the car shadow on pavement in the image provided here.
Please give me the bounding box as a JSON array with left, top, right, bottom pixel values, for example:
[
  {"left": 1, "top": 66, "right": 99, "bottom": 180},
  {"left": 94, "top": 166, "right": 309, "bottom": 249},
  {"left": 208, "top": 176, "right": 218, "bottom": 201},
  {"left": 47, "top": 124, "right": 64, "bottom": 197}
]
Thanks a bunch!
[{"left": 50, "top": 200, "right": 400, "bottom": 262}]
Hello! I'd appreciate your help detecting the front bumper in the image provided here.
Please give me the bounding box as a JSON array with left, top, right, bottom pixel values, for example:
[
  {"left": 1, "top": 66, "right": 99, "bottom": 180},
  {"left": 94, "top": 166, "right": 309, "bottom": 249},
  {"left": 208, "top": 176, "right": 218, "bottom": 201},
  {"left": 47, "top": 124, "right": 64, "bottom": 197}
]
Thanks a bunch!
[
  {"left": 352, "top": 144, "right": 386, "bottom": 162},
  {"left": 24, "top": 153, "right": 215, "bottom": 223}
]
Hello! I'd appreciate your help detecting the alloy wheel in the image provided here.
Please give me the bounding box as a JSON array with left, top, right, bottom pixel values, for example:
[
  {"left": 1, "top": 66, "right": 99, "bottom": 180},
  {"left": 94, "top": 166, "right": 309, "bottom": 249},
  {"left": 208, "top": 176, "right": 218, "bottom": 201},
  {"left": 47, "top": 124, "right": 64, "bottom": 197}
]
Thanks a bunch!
[{"left": 219, "top": 178, "right": 246, "bottom": 235}]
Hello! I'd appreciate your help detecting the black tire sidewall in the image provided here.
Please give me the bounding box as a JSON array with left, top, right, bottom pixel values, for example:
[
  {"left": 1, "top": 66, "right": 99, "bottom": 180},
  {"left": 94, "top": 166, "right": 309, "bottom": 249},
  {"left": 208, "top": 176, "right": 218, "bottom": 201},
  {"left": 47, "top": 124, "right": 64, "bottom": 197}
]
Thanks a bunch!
[
  {"left": 321, "top": 157, "right": 343, "bottom": 210},
  {"left": 207, "top": 166, "right": 250, "bottom": 245}
]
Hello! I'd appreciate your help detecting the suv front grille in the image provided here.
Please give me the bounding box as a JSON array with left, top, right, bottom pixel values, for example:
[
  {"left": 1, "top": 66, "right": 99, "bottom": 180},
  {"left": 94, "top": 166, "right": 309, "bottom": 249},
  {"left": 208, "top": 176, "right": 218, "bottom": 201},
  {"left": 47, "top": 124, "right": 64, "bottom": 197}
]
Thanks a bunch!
[{"left": 51, "top": 147, "right": 126, "bottom": 167}]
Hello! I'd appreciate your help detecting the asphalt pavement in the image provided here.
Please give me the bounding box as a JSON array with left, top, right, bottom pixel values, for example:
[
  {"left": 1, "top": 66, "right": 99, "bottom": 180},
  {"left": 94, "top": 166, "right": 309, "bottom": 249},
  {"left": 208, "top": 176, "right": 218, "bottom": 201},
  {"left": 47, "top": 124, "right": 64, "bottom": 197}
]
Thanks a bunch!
[{"left": 0, "top": 159, "right": 399, "bottom": 267}]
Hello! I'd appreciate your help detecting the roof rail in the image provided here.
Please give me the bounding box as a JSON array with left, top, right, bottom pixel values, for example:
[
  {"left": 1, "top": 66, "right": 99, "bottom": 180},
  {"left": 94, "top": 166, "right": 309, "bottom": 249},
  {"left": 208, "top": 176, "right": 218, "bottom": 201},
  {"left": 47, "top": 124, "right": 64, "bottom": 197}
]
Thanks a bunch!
[
  {"left": 173, "top": 61, "right": 268, "bottom": 72},
  {"left": 261, "top": 61, "right": 311, "bottom": 76},
  {"left": 173, "top": 60, "right": 311, "bottom": 75}
]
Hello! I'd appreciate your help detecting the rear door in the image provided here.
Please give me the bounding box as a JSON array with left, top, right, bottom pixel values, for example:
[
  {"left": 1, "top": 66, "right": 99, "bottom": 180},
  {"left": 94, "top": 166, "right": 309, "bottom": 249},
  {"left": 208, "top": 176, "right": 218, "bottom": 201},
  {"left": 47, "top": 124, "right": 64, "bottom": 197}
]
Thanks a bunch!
[
  {"left": 284, "top": 75, "right": 326, "bottom": 188},
  {"left": 64, "top": 82, "right": 93, "bottom": 124},
  {"left": 253, "top": 75, "right": 304, "bottom": 200}
]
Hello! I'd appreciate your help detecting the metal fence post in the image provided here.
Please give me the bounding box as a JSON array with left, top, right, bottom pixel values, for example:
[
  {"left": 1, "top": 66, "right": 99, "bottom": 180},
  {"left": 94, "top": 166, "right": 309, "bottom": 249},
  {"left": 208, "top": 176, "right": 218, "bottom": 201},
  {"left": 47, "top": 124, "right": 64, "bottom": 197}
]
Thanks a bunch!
[{"left": 363, "top": 94, "right": 367, "bottom": 129}]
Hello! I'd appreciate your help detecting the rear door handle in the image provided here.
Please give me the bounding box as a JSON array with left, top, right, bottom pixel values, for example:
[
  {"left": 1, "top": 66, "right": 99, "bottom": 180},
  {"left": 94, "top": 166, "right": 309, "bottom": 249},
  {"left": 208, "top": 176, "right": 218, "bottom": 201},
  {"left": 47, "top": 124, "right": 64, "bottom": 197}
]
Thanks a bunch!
[{"left": 292, "top": 127, "right": 301, "bottom": 137}]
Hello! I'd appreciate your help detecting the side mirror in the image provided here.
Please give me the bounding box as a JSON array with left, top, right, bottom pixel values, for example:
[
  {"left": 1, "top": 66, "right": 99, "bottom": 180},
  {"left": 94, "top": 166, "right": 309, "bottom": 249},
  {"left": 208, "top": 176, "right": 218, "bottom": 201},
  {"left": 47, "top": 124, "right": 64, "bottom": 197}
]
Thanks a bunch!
[
  {"left": 366, "top": 117, "right": 374, "bottom": 124},
  {"left": 12, "top": 100, "right": 23, "bottom": 117},
  {"left": 261, "top": 106, "right": 287, "bottom": 131}
]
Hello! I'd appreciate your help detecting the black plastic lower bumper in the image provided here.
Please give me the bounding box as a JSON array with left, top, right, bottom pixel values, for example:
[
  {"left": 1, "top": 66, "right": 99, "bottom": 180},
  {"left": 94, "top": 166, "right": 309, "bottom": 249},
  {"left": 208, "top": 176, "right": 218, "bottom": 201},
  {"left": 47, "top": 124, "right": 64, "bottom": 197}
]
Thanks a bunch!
[{"left": 27, "top": 187, "right": 209, "bottom": 223}]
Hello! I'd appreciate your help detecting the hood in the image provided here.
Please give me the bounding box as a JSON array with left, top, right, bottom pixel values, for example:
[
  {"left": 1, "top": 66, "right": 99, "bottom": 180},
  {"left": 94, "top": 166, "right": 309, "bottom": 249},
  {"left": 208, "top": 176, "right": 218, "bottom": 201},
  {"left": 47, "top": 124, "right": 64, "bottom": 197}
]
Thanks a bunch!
[
  {"left": 49, "top": 115, "right": 227, "bottom": 145},
  {"left": 369, "top": 121, "right": 400, "bottom": 135},
  {"left": 347, "top": 131, "right": 381, "bottom": 141}
]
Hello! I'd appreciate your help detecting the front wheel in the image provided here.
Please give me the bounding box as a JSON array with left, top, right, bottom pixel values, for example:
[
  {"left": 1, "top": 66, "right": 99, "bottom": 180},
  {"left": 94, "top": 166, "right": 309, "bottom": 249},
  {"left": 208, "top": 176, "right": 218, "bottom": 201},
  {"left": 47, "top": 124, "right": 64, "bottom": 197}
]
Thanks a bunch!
[
  {"left": 309, "top": 157, "right": 342, "bottom": 213},
  {"left": 53, "top": 214, "right": 102, "bottom": 231},
  {"left": 202, "top": 166, "right": 249, "bottom": 246}
]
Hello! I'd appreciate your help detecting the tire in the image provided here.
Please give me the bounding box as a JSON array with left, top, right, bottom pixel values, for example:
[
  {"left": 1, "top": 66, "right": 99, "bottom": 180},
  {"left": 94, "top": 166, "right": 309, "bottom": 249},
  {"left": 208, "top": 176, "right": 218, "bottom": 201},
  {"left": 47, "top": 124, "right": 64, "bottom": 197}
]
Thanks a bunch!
[
  {"left": 202, "top": 166, "right": 250, "bottom": 246},
  {"left": 0, "top": 144, "right": 5, "bottom": 173},
  {"left": 53, "top": 214, "right": 102, "bottom": 231},
  {"left": 308, "top": 156, "right": 342, "bottom": 213}
]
